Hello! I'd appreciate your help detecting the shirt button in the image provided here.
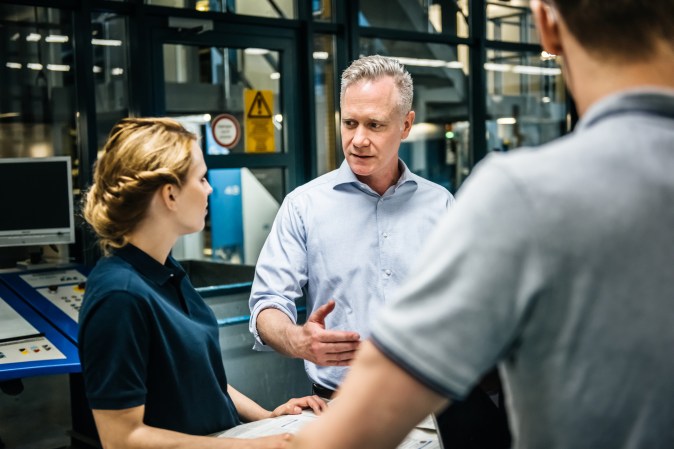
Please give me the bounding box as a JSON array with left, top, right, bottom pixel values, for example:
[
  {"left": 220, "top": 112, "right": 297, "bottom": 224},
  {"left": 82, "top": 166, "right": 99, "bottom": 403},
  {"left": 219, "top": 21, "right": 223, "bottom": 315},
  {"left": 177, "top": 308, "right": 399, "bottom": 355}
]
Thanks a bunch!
[
  {"left": 384, "top": 269, "right": 392, "bottom": 276},
  {"left": 383, "top": 233, "right": 388, "bottom": 239}
]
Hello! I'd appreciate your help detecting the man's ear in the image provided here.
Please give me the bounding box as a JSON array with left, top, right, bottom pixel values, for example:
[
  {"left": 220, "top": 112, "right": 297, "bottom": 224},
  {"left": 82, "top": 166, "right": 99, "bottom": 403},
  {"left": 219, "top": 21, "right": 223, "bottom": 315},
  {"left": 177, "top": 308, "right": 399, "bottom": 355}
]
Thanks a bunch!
[
  {"left": 160, "top": 184, "right": 178, "bottom": 210},
  {"left": 401, "top": 110, "right": 415, "bottom": 140},
  {"left": 531, "top": 0, "right": 563, "bottom": 57}
]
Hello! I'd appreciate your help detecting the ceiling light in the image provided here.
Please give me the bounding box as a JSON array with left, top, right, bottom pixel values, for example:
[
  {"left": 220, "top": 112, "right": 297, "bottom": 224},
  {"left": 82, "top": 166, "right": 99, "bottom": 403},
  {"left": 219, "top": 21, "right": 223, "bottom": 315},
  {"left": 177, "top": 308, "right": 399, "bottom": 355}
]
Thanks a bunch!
[
  {"left": 47, "top": 64, "right": 70, "bottom": 72},
  {"left": 92, "top": 38, "right": 122, "bottom": 46},
  {"left": 46, "top": 35, "right": 69, "bottom": 43},
  {"left": 245, "top": 48, "right": 269, "bottom": 55},
  {"left": 513, "top": 65, "right": 562, "bottom": 76},
  {"left": 484, "top": 62, "right": 512, "bottom": 72}
]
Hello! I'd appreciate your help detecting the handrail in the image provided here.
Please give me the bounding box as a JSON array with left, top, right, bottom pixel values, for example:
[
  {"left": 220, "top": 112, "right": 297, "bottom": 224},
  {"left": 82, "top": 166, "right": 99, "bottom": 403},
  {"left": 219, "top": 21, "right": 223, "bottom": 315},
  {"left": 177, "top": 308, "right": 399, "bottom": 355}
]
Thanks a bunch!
[
  {"left": 217, "top": 306, "right": 306, "bottom": 328},
  {"left": 196, "top": 282, "right": 253, "bottom": 298}
]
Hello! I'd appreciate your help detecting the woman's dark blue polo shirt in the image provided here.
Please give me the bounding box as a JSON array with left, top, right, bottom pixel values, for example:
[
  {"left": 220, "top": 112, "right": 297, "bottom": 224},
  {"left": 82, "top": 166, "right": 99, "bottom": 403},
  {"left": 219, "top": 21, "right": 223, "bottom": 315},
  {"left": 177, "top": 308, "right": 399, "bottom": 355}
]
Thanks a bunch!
[{"left": 78, "top": 244, "right": 240, "bottom": 435}]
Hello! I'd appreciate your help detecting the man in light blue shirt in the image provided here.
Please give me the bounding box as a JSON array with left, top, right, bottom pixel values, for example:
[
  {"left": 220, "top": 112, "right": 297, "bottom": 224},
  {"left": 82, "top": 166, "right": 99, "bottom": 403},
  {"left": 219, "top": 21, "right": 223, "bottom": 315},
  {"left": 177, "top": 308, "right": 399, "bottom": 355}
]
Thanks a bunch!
[{"left": 249, "top": 55, "right": 454, "bottom": 396}]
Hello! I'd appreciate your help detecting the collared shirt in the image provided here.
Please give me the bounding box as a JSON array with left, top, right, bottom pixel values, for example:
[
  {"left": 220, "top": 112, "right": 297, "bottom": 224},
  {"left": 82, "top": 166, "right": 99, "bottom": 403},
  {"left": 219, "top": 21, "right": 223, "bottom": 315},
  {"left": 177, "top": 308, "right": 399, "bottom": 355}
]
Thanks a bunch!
[
  {"left": 78, "top": 244, "right": 240, "bottom": 435},
  {"left": 249, "top": 159, "right": 454, "bottom": 389},
  {"left": 372, "top": 89, "right": 674, "bottom": 448}
]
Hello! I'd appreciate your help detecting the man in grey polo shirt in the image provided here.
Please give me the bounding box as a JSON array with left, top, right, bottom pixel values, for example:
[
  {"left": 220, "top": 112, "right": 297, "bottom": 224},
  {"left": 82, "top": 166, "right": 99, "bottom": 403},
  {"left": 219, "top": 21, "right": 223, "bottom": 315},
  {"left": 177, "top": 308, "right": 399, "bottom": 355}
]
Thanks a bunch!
[{"left": 291, "top": 1, "right": 674, "bottom": 448}]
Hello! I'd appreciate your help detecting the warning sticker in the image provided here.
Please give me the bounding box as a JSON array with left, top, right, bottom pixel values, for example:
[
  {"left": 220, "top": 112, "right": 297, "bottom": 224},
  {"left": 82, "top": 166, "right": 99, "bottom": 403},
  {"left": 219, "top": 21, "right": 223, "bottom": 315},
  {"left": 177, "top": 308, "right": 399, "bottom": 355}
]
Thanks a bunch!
[{"left": 244, "top": 89, "right": 275, "bottom": 153}]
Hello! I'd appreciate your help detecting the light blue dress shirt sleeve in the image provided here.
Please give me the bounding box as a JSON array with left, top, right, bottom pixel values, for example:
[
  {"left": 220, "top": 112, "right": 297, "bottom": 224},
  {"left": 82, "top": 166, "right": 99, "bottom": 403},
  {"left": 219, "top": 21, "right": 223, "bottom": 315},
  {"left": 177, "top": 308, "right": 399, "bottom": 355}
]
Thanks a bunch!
[{"left": 249, "top": 194, "right": 308, "bottom": 351}]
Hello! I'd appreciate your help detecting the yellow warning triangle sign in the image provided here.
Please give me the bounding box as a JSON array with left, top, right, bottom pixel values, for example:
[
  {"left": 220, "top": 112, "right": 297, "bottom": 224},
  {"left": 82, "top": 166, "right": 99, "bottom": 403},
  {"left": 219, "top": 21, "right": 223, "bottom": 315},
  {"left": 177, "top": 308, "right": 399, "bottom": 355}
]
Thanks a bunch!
[{"left": 247, "top": 91, "right": 273, "bottom": 118}]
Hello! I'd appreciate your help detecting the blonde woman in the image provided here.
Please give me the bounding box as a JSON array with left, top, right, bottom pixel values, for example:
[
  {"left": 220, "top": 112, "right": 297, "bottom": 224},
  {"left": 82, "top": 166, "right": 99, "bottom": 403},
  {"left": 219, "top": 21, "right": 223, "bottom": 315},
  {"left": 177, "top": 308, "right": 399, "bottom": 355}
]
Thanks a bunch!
[{"left": 80, "top": 118, "right": 325, "bottom": 449}]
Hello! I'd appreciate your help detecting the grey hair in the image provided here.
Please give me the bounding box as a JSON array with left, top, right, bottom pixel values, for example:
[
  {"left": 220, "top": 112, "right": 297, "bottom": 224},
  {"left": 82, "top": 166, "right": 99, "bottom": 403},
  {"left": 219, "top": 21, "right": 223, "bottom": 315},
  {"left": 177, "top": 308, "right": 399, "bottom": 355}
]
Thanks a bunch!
[{"left": 340, "top": 55, "right": 414, "bottom": 115}]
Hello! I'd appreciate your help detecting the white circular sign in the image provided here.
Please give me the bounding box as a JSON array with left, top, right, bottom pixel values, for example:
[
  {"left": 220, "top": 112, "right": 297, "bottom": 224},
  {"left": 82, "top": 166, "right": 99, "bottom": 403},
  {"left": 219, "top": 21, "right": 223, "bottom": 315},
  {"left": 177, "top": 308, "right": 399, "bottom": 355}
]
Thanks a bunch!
[{"left": 211, "top": 114, "right": 241, "bottom": 148}]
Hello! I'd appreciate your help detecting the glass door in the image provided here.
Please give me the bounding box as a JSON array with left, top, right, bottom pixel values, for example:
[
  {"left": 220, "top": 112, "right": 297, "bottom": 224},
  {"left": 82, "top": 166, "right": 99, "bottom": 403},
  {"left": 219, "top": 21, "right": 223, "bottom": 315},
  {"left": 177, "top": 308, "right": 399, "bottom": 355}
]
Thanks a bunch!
[{"left": 150, "top": 26, "right": 301, "bottom": 267}]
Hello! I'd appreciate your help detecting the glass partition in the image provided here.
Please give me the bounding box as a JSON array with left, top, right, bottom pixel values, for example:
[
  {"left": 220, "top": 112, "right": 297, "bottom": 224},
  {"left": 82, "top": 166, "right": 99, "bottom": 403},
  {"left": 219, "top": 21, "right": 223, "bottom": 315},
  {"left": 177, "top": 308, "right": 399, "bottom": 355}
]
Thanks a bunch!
[
  {"left": 360, "top": 0, "right": 469, "bottom": 37},
  {"left": 313, "top": 34, "right": 338, "bottom": 176},
  {"left": 359, "top": 38, "right": 470, "bottom": 193},
  {"left": 163, "top": 44, "right": 284, "bottom": 155},
  {"left": 146, "top": 0, "right": 296, "bottom": 19},
  {"left": 163, "top": 41, "right": 289, "bottom": 264},
  {"left": 0, "top": 4, "right": 78, "bottom": 264},
  {"left": 312, "top": 0, "right": 334, "bottom": 22},
  {"left": 486, "top": 0, "right": 538, "bottom": 44},
  {"left": 92, "top": 12, "right": 129, "bottom": 148},
  {"left": 485, "top": 49, "right": 565, "bottom": 152},
  {"left": 170, "top": 163, "right": 284, "bottom": 266}
]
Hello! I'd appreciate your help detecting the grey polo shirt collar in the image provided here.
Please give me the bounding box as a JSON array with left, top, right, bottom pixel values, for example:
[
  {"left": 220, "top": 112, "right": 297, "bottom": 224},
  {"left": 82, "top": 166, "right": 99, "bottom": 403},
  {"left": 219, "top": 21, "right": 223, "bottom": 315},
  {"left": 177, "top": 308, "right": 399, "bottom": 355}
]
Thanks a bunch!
[{"left": 577, "top": 88, "right": 674, "bottom": 131}]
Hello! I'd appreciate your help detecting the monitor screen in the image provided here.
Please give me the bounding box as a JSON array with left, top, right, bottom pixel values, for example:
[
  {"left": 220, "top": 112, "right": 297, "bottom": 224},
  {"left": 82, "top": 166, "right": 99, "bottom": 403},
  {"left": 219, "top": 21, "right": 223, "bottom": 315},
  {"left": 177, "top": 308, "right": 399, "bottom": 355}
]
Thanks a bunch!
[{"left": 0, "top": 157, "right": 75, "bottom": 247}]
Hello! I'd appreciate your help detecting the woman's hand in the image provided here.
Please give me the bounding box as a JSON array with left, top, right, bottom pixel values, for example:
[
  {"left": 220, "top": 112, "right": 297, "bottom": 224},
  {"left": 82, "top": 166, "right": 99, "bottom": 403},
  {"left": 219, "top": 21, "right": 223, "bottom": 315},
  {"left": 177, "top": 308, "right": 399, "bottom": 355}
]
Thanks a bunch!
[{"left": 270, "top": 395, "right": 328, "bottom": 417}]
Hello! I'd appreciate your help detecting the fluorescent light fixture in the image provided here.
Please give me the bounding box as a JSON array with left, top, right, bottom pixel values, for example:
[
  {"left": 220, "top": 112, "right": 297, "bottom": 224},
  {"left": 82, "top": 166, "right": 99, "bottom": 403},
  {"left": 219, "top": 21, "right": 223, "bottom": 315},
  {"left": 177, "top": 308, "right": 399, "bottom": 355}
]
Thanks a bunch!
[
  {"left": 542, "top": 96, "right": 551, "bottom": 103},
  {"left": 27, "top": 63, "right": 43, "bottom": 71},
  {"left": 485, "top": 62, "right": 562, "bottom": 76},
  {"left": 92, "top": 38, "right": 122, "bottom": 46},
  {"left": 313, "top": 51, "right": 329, "bottom": 60},
  {"left": 0, "top": 112, "right": 20, "bottom": 119},
  {"left": 270, "top": 72, "right": 281, "bottom": 80},
  {"left": 497, "top": 117, "right": 517, "bottom": 125},
  {"left": 244, "top": 48, "right": 269, "bottom": 55},
  {"left": 93, "top": 65, "right": 103, "bottom": 73},
  {"left": 513, "top": 65, "right": 562, "bottom": 76},
  {"left": 26, "top": 33, "right": 42, "bottom": 42},
  {"left": 396, "top": 56, "right": 463, "bottom": 70},
  {"left": 46, "top": 35, "right": 69, "bottom": 43},
  {"left": 6, "top": 62, "right": 22, "bottom": 69},
  {"left": 111, "top": 67, "right": 124, "bottom": 76},
  {"left": 10, "top": 33, "right": 19, "bottom": 41},
  {"left": 47, "top": 64, "right": 70, "bottom": 72},
  {"left": 484, "top": 62, "right": 512, "bottom": 72}
]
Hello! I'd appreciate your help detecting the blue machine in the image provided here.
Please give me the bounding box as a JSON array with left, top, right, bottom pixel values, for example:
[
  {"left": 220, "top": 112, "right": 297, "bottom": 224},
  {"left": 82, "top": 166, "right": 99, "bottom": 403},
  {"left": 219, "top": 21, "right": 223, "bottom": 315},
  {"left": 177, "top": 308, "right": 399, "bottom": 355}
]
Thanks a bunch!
[
  {"left": 0, "top": 265, "right": 90, "bottom": 344},
  {"left": 0, "top": 282, "right": 79, "bottom": 381},
  {"left": 209, "top": 168, "right": 244, "bottom": 260}
]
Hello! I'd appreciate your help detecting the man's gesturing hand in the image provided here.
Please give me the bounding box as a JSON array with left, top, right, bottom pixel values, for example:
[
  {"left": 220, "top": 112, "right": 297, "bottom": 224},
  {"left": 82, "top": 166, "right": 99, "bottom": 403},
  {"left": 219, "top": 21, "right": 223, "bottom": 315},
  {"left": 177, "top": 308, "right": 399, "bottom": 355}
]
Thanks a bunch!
[{"left": 289, "top": 300, "right": 361, "bottom": 366}]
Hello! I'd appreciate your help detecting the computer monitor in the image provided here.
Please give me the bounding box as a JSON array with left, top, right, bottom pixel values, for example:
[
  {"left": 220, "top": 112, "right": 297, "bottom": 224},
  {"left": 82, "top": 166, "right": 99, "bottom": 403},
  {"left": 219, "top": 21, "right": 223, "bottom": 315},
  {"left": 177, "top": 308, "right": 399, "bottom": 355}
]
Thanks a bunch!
[{"left": 0, "top": 156, "right": 75, "bottom": 247}]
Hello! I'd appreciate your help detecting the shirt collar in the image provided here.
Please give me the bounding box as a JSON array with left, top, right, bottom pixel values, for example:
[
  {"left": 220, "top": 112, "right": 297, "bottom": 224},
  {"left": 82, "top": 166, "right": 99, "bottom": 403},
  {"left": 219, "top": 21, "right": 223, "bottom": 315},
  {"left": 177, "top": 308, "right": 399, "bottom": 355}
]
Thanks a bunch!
[
  {"left": 576, "top": 88, "right": 674, "bottom": 132},
  {"left": 114, "top": 244, "right": 185, "bottom": 286},
  {"left": 333, "top": 159, "right": 417, "bottom": 194}
]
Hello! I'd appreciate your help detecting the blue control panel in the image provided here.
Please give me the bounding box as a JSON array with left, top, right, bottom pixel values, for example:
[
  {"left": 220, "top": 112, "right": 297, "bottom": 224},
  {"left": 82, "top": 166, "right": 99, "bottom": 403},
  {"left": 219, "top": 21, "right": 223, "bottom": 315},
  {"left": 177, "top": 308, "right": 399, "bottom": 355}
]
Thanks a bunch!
[
  {"left": 0, "top": 282, "right": 80, "bottom": 381},
  {"left": 0, "top": 265, "right": 90, "bottom": 344}
]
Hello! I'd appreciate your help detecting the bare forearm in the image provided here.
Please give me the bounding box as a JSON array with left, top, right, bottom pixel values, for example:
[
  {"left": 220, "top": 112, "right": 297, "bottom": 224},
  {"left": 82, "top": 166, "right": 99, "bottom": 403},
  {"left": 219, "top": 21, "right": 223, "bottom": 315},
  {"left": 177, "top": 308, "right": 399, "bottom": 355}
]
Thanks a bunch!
[
  {"left": 94, "top": 408, "right": 251, "bottom": 449},
  {"left": 290, "top": 341, "right": 449, "bottom": 449},
  {"left": 256, "top": 308, "right": 301, "bottom": 358},
  {"left": 228, "top": 384, "right": 271, "bottom": 422}
]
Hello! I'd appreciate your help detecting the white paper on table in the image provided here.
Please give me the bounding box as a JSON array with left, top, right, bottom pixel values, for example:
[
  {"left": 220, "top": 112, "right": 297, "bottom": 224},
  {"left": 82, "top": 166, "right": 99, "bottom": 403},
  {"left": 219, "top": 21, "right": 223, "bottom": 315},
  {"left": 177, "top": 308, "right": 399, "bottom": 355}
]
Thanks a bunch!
[{"left": 216, "top": 410, "right": 439, "bottom": 449}]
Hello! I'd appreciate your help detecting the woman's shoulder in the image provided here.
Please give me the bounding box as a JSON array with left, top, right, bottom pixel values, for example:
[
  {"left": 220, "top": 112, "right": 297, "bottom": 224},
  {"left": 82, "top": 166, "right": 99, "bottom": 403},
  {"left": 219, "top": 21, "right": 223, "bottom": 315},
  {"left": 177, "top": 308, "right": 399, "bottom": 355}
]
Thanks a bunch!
[{"left": 86, "top": 255, "right": 145, "bottom": 298}]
